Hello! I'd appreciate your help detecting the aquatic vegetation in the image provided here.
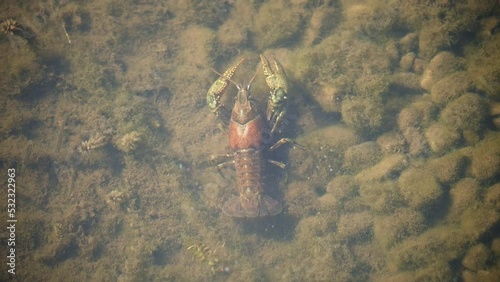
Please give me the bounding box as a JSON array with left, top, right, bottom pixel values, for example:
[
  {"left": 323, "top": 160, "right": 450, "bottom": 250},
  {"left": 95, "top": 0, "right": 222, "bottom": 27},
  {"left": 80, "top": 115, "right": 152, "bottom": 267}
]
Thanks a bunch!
[
  {"left": 2, "top": 0, "right": 500, "bottom": 280},
  {"left": 447, "top": 178, "right": 481, "bottom": 222},
  {"left": 402, "top": 127, "right": 428, "bottom": 156},
  {"left": 343, "top": 141, "right": 381, "bottom": 172},
  {"left": 398, "top": 168, "right": 442, "bottom": 211},
  {"left": 104, "top": 189, "right": 130, "bottom": 211},
  {"left": 430, "top": 71, "right": 474, "bottom": 106},
  {"left": 355, "top": 154, "right": 408, "bottom": 183},
  {"left": 302, "top": 7, "right": 338, "bottom": 47},
  {"left": 485, "top": 183, "right": 500, "bottom": 210},
  {"left": 465, "top": 33, "right": 500, "bottom": 99},
  {"left": 186, "top": 243, "right": 221, "bottom": 274},
  {"left": 399, "top": 52, "right": 416, "bottom": 71},
  {"left": 397, "top": 100, "right": 437, "bottom": 132},
  {"left": 326, "top": 175, "right": 358, "bottom": 202},
  {"left": 215, "top": 17, "right": 248, "bottom": 47},
  {"left": 118, "top": 131, "right": 142, "bottom": 153},
  {"left": 1, "top": 19, "right": 22, "bottom": 35},
  {"left": 398, "top": 32, "right": 418, "bottom": 53},
  {"left": 424, "top": 122, "right": 460, "bottom": 154},
  {"left": 376, "top": 131, "right": 406, "bottom": 154},
  {"left": 440, "top": 92, "right": 487, "bottom": 134},
  {"left": 337, "top": 211, "right": 374, "bottom": 241},
  {"left": 420, "top": 51, "right": 465, "bottom": 90},
  {"left": 343, "top": 2, "right": 395, "bottom": 37},
  {"left": 468, "top": 131, "right": 500, "bottom": 181},
  {"left": 388, "top": 225, "right": 469, "bottom": 271},
  {"left": 462, "top": 243, "right": 490, "bottom": 271},
  {"left": 359, "top": 180, "right": 403, "bottom": 213},
  {"left": 297, "top": 124, "right": 361, "bottom": 153},
  {"left": 0, "top": 35, "right": 44, "bottom": 96},
  {"left": 77, "top": 133, "right": 109, "bottom": 154},
  {"left": 373, "top": 208, "right": 426, "bottom": 249},
  {"left": 177, "top": 25, "right": 215, "bottom": 68},
  {"left": 341, "top": 96, "right": 384, "bottom": 136},
  {"left": 252, "top": 0, "right": 303, "bottom": 49},
  {"left": 426, "top": 151, "right": 467, "bottom": 184}
]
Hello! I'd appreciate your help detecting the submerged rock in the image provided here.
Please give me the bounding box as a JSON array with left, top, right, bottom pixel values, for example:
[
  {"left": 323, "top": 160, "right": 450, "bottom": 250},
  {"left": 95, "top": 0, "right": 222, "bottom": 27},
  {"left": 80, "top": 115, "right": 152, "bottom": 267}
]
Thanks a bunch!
[
  {"left": 420, "top": 52, "right": 465, "bottom": 91},
  {"left": 398, "top": 168, "right": 442, "bottom": 211},
  {"left": 424, "top": 122, "right": 461, "bottom": 154},
  {"left": 355, "top": 154, "right": 408, "bottom": 183},
  {"left": 462, "top": 244, "right": 490, "bottom": 271}
]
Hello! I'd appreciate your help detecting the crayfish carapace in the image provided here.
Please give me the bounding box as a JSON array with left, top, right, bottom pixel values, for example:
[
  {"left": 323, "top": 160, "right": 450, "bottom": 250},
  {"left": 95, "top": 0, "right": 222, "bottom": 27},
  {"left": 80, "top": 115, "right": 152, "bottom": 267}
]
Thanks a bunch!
[{"left": 206, "top": 55, "right": 294, "bottom": 217}]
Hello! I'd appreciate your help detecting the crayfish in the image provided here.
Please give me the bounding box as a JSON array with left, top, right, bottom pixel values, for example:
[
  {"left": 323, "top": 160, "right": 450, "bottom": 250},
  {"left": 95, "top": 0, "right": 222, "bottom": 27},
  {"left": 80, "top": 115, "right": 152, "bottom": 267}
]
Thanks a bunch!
[{"left": 206, "top": 55, "right": 294, "bottom": 217}]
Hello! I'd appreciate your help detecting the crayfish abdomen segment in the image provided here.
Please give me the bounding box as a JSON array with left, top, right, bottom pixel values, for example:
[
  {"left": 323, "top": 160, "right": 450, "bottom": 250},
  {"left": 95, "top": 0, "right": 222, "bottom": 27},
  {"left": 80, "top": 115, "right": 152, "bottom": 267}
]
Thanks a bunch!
[{"left": 222, "top": 148, "right": 282, "bottom": 217}]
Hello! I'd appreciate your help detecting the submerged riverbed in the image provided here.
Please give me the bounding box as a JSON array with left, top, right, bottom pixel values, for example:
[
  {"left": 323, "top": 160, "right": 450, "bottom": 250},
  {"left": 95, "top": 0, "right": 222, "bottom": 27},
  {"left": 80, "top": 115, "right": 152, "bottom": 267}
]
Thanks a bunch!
[{"left": 0, "top": 0, "right": 499, "bottom": 281}]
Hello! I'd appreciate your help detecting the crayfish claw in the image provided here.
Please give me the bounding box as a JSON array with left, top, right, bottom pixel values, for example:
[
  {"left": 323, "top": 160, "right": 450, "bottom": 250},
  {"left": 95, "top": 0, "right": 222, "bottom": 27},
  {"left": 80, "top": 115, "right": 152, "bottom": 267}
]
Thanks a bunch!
[
  {"left": 260, "top": 54, "right": 289, "bottom": 133},
  {"left": 207, "top": 58, "right": 245, "bottom": 119},
  {"left": 259, "top": 54, "right": 288, "bottom": 94}
]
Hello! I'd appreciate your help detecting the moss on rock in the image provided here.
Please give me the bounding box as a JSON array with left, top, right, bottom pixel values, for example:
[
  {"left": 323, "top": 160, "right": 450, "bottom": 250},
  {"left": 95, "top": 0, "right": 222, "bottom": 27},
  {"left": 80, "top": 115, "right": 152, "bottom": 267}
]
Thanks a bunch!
[
  {"left": 427, "top": 151, "right": 467, "bottom": 184},
  {"left": 468, "top": 131, "right": 500, "bottom": 181},
  {"left": 252, "top": 0, "right": 303, "bottom": 49},
  {"left": 341, "top": 97, "right": 385, "bottom": 136},
  {"left": 430, "top": 71, "right": 474, "bottom": 106},
  {"left": 440, "top": 93, "right": 487, "bottom": 133},
  {"left": 359, "top": 180, "right": 404, "bottom": 213},
  {"left": 355, "top": 154, "right": 408, "bottom": 184},
  {"left": 398, "top": 168, "right": 442, "bottom": 211},
  {"left": 447, "top": 178, "right": 480, "bottom": 222},
  {"left": 420, "top": 51, "right": 465, "bottom": 91},
  {"left": 343, "top": 141, "right": 381, "bottom": 172},
  {"left": 373, "top": 208, "right": 426, "bottom": 250},
  {"left": 424, "top": 122, "right": 461, "bottom": 154},
  {"left": 462, "top": 244, "right": 490, "bottom": 271}
]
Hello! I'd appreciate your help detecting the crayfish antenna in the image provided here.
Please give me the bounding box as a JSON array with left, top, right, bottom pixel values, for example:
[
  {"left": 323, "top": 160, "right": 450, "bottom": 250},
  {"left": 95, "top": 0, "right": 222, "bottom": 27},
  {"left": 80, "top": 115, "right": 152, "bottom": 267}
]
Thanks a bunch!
[{"left": 244, "top": 67, "right": 259, "bottom": 90}]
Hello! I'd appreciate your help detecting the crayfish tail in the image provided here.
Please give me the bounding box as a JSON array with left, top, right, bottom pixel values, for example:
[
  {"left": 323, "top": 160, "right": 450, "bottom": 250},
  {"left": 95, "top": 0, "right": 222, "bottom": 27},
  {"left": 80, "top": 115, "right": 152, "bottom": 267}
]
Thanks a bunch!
[
  {"left": 222, "top": 195, "right": 282, "bottom": 218},
  {"left": 261, "top": 194, "right": 282, "bottom": 216}
]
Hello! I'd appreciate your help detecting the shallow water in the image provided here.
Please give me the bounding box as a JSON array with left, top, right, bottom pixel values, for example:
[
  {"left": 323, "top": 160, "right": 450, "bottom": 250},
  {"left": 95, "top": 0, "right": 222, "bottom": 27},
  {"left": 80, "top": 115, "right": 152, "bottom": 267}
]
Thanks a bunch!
[{"left": 0, "top": 0, "right": 499, "bottom": 281}]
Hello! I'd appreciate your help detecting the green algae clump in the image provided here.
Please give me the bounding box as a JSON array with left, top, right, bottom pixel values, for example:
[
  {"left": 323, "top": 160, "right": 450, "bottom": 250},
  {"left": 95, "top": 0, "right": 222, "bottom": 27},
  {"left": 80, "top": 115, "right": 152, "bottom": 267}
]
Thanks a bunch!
[
  {"left": 446, "top": 178, "right": 481, "bottom": 222},
  {"left": 359, "top": 180, "right": 404, "bottom": 214},
  {"left": 485, "top": 183, "right": 500, "bottom": 210},
  {"left": 252, "top": 0, "right": 302, "bottom": 49},
  {"left": 373, "top": 208, "right": 426, "bottom": 250},
  {"left": 460, "top": 205, "right": 500, "bottom": 241},
  {"left": 462, "top": 244, "right": 490, "bottom": 271},
  {"left": 420, "top": 51, "right": 465, "bottom": 91},
  {"left": 430, "top": 71, "right": 474, "bottom": 106},
  {"left": 337, "top": 211, "right": 374, "bottom": 241},
  {"left": 297, "top": 125, "right": 361, "bottom": 153},
  {"left": 468, "top": 131, "right": 500, "bottom": 181},
  {"left": 343, "top": 141, "right": 381, "bottom": 172},
  {"left": 376, "top": 131, "right": 406, "bottom": 154},
  {"left": 320, "top": 175, "right": 358, "bottom": 213},
  {"left": 177, "top": 25, "right": 215, "bottom": 67},
  {"left": 440, "top": 93, "right": 487, "bottom": 133},
  {"left": 388, "top": 225, "right": 469, "bottom": 271},
  {"left": 341, "top": 97, "right": 384, "bottom": 137},
  {"left": 465, "top": 33, "right": 500, "bottom": 100},
  {"left": 426, "top": 151, "right": 467, "bottom": 184},
  {"left": 424, "top": 122, "right": 461, "bottom": 154},
  {"left": 355, "top": 154, "right": 408, "bottom": 183},
  {"left": 397, "top": 100, "right": 438, "bottom": 132},
  {"left": 398, "top": 168, "right": 442, "bottom": 211},
  {"left": 343, "top": 3, "right": 395, "bottom": 36}
]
